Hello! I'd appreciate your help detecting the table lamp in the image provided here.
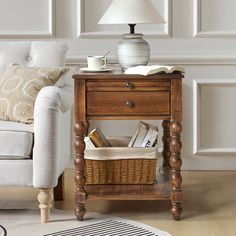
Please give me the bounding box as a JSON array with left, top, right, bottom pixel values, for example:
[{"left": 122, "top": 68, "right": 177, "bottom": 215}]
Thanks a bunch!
[{"left": 98, "top": 0, "right": 165, "bottom": 70}]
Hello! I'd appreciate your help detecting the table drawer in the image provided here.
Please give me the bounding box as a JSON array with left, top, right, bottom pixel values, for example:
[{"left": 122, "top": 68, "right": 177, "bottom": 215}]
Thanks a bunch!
[
  {"left": 87, "top": 91, "right": 170, "bottom": 116},
  {"left": 86, "top": 80, "right": 170, "bottom": 92}
]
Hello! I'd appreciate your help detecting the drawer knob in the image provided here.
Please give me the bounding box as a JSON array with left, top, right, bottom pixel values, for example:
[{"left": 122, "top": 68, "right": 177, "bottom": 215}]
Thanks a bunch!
[
  {"left": 124, "top": 100, "right": 134, "bottom": 108},
  {"left": 125, "top": 81, "right": 134, "bottom": 89}
]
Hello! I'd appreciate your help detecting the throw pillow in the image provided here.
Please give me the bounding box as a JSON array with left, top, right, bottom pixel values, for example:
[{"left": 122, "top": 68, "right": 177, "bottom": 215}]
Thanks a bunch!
[
  {"left": 9, "top": 62, "right": 69, "bottom": 88},
  {"left": 0, "top": 65, "right": 68, "bottom": 124}
]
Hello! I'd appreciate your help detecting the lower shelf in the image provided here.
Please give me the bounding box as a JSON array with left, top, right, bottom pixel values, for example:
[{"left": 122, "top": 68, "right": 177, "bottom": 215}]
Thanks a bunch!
[{"left": 86, "top": 167, "right": 171, "bottom": 200}]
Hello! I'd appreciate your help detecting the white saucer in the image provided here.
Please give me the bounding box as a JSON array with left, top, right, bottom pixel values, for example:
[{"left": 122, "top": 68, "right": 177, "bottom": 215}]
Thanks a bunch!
[{"left": 80, "top": 67, "right": 113, "bottom": 73}]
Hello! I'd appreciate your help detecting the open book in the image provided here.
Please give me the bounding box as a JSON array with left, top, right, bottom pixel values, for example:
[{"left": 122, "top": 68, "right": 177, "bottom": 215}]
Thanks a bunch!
[{"left": 124, "top": 65, "right": 185, "bottom": 76}]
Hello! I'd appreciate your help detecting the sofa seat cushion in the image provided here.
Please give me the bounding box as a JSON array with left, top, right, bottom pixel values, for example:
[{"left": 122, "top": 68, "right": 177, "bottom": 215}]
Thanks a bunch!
[{"left": 0, "top": 121, "right": 33, "bottom": 159}]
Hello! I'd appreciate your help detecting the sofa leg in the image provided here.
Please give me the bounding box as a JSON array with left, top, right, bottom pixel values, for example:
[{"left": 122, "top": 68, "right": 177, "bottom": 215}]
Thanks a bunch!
[{"left": 38, "top": 188, "right": 53, "bottom": 223}]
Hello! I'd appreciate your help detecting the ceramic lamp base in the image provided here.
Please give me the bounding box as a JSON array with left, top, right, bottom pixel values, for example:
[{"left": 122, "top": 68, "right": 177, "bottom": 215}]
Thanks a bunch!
[{"left": 117, "top": 33, "right": 150, "bottom": 70}]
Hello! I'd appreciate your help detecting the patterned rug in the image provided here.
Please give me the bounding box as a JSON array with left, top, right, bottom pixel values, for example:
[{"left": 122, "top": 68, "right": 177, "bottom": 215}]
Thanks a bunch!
[
  {"left": 44, "top": 220, "right": 167, "bottom": 236},
  {"left": 0, "top": 225, "right": 7, "bottom": 236},
  {"left": 0, "top": 209, "right": 171, "bottom": 236}
]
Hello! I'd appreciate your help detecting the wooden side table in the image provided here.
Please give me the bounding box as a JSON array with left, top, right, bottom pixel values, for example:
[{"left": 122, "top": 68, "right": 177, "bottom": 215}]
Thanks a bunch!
[{"left": 73, "top": 68, "right": 184, "bottom": 221}]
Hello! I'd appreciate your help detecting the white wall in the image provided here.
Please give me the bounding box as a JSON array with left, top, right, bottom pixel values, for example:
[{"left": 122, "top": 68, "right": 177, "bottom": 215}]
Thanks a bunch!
[{"left": 1, "top": 0, "right": 236, "bottom": 170}]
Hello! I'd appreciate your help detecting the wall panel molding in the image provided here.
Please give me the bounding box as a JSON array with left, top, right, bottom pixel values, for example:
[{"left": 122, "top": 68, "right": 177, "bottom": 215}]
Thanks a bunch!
[
  {"left": 66, "top": 51, "right": 236, "bottom": 65},
  {"left": 193, "top": 79, "right": 236, "bottom": 155},
  {"left": 77, "top": 0, "right": 172, "bottom": 38},
  {"left": 0, "top": 0, "right": 55, "bottom": 37},
  {"left": 193, "top": 0, "right": 236, "bottom": 37}
]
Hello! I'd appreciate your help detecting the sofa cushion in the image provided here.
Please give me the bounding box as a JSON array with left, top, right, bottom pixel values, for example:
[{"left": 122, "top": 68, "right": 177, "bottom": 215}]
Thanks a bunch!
[
  {"left": 0, "top": 120, "right": 33, "bottom": 132},
  {"left": 0, "top": 42, "right": 68, "bottom": 79},
  {"left": 0, "top": 42, "right": 31, "bottom": 78},
  {"left": 28, "top": 42, "right": 68, "bottom": 67},
  {"left": 0, "top": 65, "right": 68, "bottom": 124},
  {"left": 0, "top": 121, "right": 33, "bottom": 159}
]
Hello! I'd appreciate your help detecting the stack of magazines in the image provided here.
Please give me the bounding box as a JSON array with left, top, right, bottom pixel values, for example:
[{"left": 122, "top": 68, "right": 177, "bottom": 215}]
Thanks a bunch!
[
  {"left": 128, "top": 121, "right": 158, "bottom": 148},
  {"left": 85, "top": 121, "right": 158, "bottom": 149}
]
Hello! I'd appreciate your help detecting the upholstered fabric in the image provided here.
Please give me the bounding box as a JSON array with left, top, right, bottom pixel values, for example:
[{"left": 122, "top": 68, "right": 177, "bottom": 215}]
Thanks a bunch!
[
  {"left": 0, "top": 41, "right": 73, "bottom": 189},
  {"left": 0, "top": 121, "right": 33, "bottom": 159},
  {"left": 0, "top": 41, "right": 68, "bottom": 78},
  {"left": 0, "top": 65, "right": 68, "bottom": 124},
  {"left": 0, "top": 85, "right": 72, "bottom": 187},
  {"left": 0, "top": 42, "right": 31, "bottom": 78},
  {"left": 33, "top": 85, "right": 72, "bottom": 188},
  {"left": 0, "top": 160, "right": 33, "bottom": 186},
  {"left": 28, "top": 42, "right": 68, "bottom": 67},
  {"left": 0, "top": 131, "right": 33, "bottom": 160},
  {"left": 0, "top": 120, "right": 33, "bottom": 132}
]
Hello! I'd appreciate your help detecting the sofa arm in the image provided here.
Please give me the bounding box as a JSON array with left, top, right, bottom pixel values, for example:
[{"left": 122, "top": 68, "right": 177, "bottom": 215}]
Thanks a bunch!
[
  {"left": 35, "top": 83, "right": 72, "bottom": 113},
  {"left": 33, "top": 84, "right": 73, "bottom": 188}
]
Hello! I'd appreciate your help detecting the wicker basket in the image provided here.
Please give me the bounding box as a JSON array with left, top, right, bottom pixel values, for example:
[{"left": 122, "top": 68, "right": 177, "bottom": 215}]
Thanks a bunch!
[{"left": 85, "top": 137, "right": 158, "bottom": 185}]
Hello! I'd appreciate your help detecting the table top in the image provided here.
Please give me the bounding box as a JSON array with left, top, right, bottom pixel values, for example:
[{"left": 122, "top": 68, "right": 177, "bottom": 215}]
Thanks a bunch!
[{"left": 73, "top": 64, "right": 184, "bottom": 80}]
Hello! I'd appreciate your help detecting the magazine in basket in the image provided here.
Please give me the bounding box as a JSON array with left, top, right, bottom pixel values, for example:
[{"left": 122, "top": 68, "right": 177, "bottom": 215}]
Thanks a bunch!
[{"left": 84, "top": 122, "right": 159, "bottom": 184}]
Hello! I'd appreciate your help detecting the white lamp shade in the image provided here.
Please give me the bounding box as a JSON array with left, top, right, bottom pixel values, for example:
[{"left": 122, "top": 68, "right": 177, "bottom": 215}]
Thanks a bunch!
[{"left": 98, "top": 0, "right": 165, "bottom": 25}]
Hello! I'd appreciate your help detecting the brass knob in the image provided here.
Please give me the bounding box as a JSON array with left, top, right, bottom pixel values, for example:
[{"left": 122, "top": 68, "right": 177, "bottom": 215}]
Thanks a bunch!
[
  {"left": 125, "top": 81, "right": 134, "bottom": 89},
  {"left": 124, "top": 100, "right": 134, "bottom": 108}
]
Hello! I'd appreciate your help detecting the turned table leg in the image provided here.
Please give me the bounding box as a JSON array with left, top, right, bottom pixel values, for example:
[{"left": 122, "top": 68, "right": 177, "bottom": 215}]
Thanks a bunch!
[
  {"left": 74, "top": 121, "right": 89, "bottom": 221},
  {"left": 162, "top": 120, "right": 171, "bottom": 168},
  {"left": 170, "top": 121, "right": 183, "bottom": 221}
]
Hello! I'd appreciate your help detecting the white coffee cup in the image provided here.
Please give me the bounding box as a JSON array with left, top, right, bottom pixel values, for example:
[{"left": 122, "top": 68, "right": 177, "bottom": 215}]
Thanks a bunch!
[{"left": 87, "top": 56, "right": 107, "bottom": 70}]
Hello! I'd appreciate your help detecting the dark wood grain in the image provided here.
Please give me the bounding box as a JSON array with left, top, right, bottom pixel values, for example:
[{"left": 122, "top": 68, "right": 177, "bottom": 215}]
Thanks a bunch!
[
  {"left": 87, "top": 91, "right": 170, "bottom": 116},
  {"left": 73, "top": 70, "right": 183, "bottom": 80},
  {"left": 53, "top": 173, "right": 64, "bottom": 201},
  {"left": 74, "top": 80, "right": 86, "bottom": 121},
  {"left": 171, "top": 78, "right": 182, "bottom": 121},
  {"left": 87, "top": 115, "right": 171, "bottom": 120},
  {"left": 162, "top": 120, "right": 171, "bottom": 168},
  {"left": 74, "top": 121, "right": 89, "bottom": 221},
  {"left": 86, "top": 80, "right": 170, "bottom": 92},
  {"left": 86, "top": 167, "right": 171, "bottom": 200},
  {"left": 170, "top": 121, "right": 182, "bottom": 220},
  {"left": 73, "top": 68, "right": 184, "bottom": 221},
  {"left": 74, "top": 80, "right": 89, "bottom": 221}
]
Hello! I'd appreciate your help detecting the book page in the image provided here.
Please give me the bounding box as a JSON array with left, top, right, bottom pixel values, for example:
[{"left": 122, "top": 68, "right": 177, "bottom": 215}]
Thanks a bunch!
[
  {"left": 168, "top": 66, "right": 185, "bottom": 73},
  {"left": 124, "top": 65, "right": 184, "bottom": 76}
]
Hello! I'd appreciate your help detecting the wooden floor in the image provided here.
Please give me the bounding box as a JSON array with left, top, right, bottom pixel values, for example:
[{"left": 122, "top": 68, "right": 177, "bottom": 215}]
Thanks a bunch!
[{"left": 1, "top": 170, "right": 236, "bottom": 236}]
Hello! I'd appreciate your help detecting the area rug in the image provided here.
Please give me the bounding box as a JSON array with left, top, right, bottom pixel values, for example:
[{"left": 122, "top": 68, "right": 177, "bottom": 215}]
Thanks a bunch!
[{"left": 0, "top": 209, "right": 171, "bottom": 236}]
